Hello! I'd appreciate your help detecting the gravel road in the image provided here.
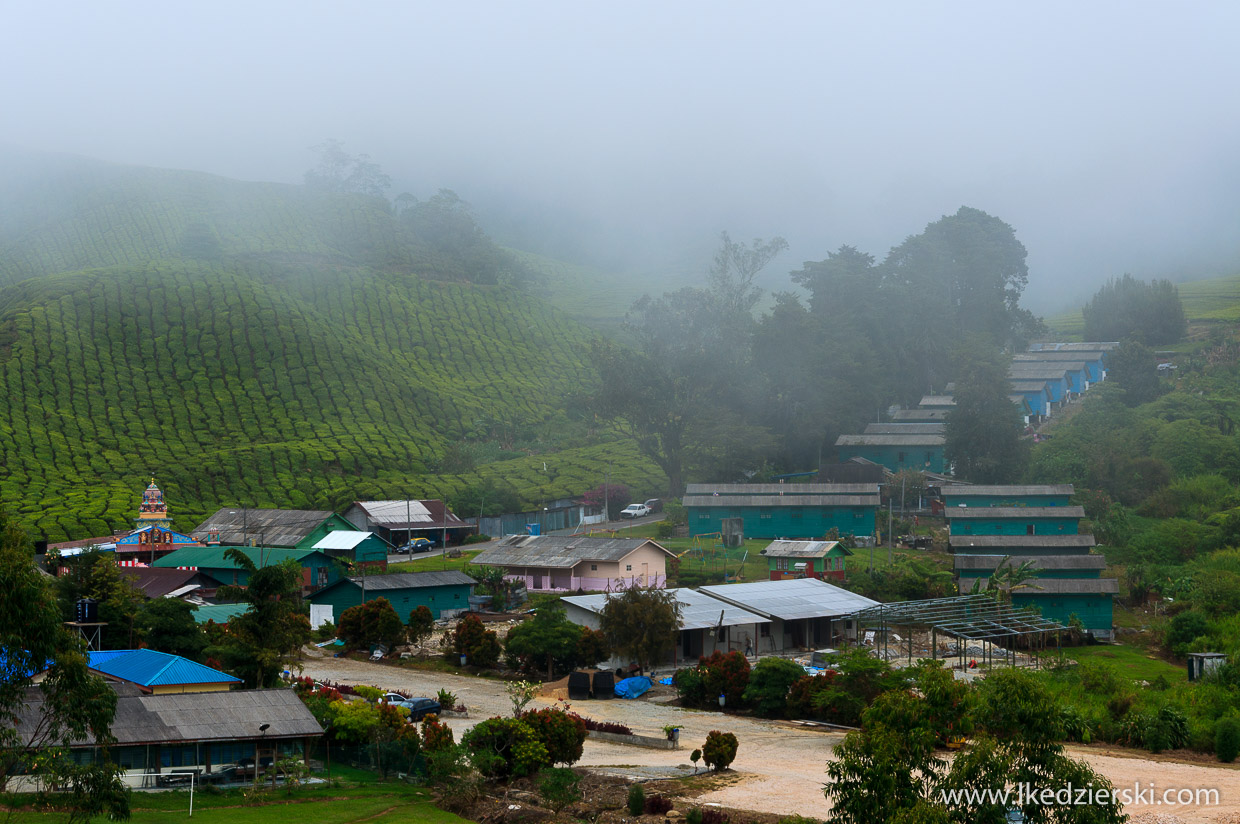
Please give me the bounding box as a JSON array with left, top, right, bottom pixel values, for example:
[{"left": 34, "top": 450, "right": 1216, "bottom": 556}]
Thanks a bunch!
[{"left": 300, "top": 656, "right": 1240, "bottom": 820}]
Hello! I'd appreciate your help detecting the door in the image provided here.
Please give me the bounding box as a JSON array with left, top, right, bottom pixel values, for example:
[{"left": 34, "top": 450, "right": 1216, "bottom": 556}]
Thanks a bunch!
[{"left": 641, "top": 562, "right": 649, "bottom": 585}]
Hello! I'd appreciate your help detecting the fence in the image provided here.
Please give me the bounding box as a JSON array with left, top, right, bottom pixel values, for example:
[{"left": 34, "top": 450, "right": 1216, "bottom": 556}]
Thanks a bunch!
[{"left": 503, "top": 573, "right": 666, "bottom": 593}]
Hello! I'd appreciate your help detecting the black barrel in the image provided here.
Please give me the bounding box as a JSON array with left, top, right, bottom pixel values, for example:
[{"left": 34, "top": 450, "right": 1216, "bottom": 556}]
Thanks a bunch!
[
  {"left": 592, "top": 670, "right": 615, "bottom": 700},
  {"left": 567, "top": 671, "right": 592, "bottom": 700},
  {"left": 75, "top": 598, "right": 98, "bottom": 623}
]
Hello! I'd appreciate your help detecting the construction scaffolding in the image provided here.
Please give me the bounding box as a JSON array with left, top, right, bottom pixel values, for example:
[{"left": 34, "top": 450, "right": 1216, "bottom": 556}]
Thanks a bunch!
[{"left": 847, "top": 594, "right": 1066, "bottom": 670}]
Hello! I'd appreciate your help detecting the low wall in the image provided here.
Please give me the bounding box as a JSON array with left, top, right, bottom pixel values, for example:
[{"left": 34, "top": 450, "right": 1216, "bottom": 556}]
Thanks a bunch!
[{"left": 587, "top": 729, "right": 678, "bottom": 750}]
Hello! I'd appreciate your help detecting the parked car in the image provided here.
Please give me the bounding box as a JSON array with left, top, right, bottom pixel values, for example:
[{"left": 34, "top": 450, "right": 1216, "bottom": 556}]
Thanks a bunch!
[
  {"left": 643, "top": 498, "right": 663, "bottom": 513},
  {"left": 619, "top": 503, "right": 650, "bottom": 519},
  {"left": 382, "top": 692, "right": 408, "bottom": 703},
  {"left": 397, "top": 537, "right": 434, "bottom": 554},
  {"left": 397, "top": 697, "right": 442, "bottom": 721}
]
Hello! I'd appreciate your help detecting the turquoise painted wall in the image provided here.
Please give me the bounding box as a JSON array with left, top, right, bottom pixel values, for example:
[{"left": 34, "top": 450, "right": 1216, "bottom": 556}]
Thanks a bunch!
[
  {"left": 951, "top": 516, "right": 1079, "bottom": 536},
  {"left": 836, "top": 444, "right": 945, "bottom": 473},
  {"left": 1012, "top": 592, "right": 1113, "bottom": 633},
  {"left": 296, "top": 514, "right": 362, "bottom": 549},
  {"left": 952, "top": 544, "right": 1093, "bottom": 557},
  {"left": 310, "top": 581, "right": 473, "bottom": 621},
  {"left": 689, "top": 505, "right": 875, "bottom": 540}
]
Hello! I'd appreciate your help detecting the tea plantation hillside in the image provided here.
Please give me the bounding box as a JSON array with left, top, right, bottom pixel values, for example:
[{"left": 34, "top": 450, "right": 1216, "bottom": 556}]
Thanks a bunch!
[
  {"left": 0, "top": 152, "right": 662, "bottom": 540},
  {"left": 1044, "top": 269, "right": 1240, "bottom": 339}
]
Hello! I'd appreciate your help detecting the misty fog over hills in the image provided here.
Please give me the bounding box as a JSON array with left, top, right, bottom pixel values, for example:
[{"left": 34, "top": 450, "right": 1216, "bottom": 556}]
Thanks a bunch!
[{"left": 4, "top": 3, "right": 1240, "bottom": 315}]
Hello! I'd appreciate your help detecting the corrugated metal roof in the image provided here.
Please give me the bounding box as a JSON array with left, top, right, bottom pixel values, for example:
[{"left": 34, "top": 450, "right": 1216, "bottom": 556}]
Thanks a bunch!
[
  {"left": 1028, "top": 342, "right": 1118, "bottom": 352},
  {"left": 891, "top": 409, "right": 950, "bottom": 421},
  {"left": 193, "top": 603, "right": 251, "bottom": 625},
  {"left": 949, "top": 534, "right": 1096, "bottom": 549},
  {"left": 351, "top": 500, "right": 467, "bottom": 529},
  {"left": 1008, "top": 367, "right": 1071, "bottom": 379},
  {"left": 120, "top": 567, "right": 222, "bottom": 598},
  {"left": 88, "top": 649, "right": 241, "bottom": 687},
  {"left": 679, "top": 490, "right": 882, "bottom": 505},
  {"left": 763, "top": 540, "right": 849, "bottom": 559},
  {"left": 685, "top": 483, "right": 880, "bottom": 495},
  {"left": 948, "top": 506, "right": 1085, "bottom": 519},
  {"left": 152, "top": 546, "right": 322, "bottom": 569},
  {"left": 953, "top": 554, "right": 1107, "bottom": 570},
  {"left": 563, "top": 588, "right": 768, "bottom": 632},
  {"left": 942, "top": 485, "right": 1075, "bottom": 497},
  {"left": 1011, "top": 360, "right": 1087, "bottom": 371},
  {"left": 965, "top": 578, "right": 1119, "bottom": 595},
  {"left": 312, "top": 531, "right": 374, "bottom": 551},
  {"left": 864, "top": 423, "right": 945, "bottom": 435},
  {"left": 340, "top": 570, "right": 476, "bottom": 591},
  {"left": 699, "top": 578, "right": 879, "bottom": 621},
  {"left": 919, "top": 395, "right": 956, "bottom": 407},
  {"left": 471, "top": 536, "right": 673, "bottom": 569},
  {"left": 1013, "top": 353, "right": 1101, "bottom": 364},
  {"left": 835, "top": 434, "right": 945, "bottom": 446},
  {"left": 192, "top": 508, "right": 338, "bottom": 547},
  {"left": 1009, "top": 380, "right": 1051, "bottom": 392}
]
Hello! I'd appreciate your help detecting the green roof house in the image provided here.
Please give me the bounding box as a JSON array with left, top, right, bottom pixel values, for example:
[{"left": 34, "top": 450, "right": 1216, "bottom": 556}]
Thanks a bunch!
[
  {"left": 308, "top": 570, "right": 476, "bottom": 623},
  {"left": 153, "top": 546, "right": 339, "bottom": 595},
  {"left": 191, "top": 508, "right": 358, "bottom": 550}
]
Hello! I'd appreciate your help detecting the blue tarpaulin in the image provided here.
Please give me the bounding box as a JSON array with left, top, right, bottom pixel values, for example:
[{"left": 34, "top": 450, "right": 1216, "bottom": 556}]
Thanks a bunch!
[{"left": 615, "top": 676, "right": 653, "bottom": 699}]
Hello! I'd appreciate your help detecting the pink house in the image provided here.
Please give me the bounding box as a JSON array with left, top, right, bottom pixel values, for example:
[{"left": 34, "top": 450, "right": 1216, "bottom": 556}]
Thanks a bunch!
[{"left": 471, "top": 535, "right": 675, "bottom": 592}]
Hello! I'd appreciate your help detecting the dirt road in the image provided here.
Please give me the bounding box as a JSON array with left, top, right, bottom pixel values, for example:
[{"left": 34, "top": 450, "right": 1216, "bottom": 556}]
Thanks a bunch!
[{"left": 300, "top": 656, "right": 1240, "bottom": 821}]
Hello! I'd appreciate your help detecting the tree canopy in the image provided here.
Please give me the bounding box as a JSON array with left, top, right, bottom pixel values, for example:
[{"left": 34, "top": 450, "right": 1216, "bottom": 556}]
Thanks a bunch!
[
  {"left": 208, "top": 551, "right": 310, "bottom": 688},
  {"left": 1082, "top": 274, "right": 1187, "bottom": 345},
  {"left": 598, "top": 586, "right": 681, "bottom": 673},
  {"left": 944, "top": 341, "right": 1027, "bottom": 483}
]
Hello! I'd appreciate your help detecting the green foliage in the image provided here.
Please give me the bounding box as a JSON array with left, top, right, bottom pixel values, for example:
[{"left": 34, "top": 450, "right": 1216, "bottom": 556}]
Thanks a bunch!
[
  {"left": 689, "top": 748, "right": 702, "bottom": 771},
  {"left": 209, "top": 554, "right": 308, "bottom": 688},
  {"left": 598, "top": 585, "right": 681, "bottom": 672},
  {"left": 699, "top": 650, "right": 751, "bottom": 708},
  {"left": 136, "top": 597, "right": 206, "bottom": 659},
  {"left": 520, "top": 707, "right": 587, "bottom": 766},
  {"left": 407, "top": 605, "right": 435, "bottom": 646},
  {"left": 742, "top": 656, "right": 804, "bottom": 717},
  {"left": 435, "top": 687, "right": 459, "bottom": 709},
  {"left": 1119, "top": 704, "right": 1189, "bottom": 753},
  {"left": 944, "top": 342, "right": 1027, "bottom": 483},
  {"left": 1165, "top": 610, "right": 1210, "bottom": 657},
  {"left": 445, "top": 613, "right": 501, "bottom": 667},
  {"left": 461, "top": 716, "right": 549, "bottom": 779},
  {"left": 353, "top": 684, "right": 384, "bottom": 702},
  {"left": 1082, "top": 273, "right": 1187, "bottom": 345},
  {"left": 908, "top": 660, "right": 974, "bottom": 744},
  {"left": 0, "top": 511, "right": 130, "bottom": 820},
  {"left": 627, "top": 783, "right": 646, "bottom": 816},
  {"left": 1108, "top": 339, "right": 1168, "bottom": 406},
  {"left": 504, "top": 605, "right": 585, "bottom": 678},
  {"left": 701, "top": 730, "right": 739, "bottom": 772},
  {"left": 537, "top": 767, "right": 582, "bottom": 812},
  {"left": 338, "top": 597, "right": 405, "bottom": 650},
  {"left": 1215, "top": 715, "right": 1240, "bottom": 762}
]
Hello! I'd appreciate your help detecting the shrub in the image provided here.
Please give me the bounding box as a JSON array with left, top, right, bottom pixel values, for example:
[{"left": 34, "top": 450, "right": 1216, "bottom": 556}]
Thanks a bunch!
[
  {"left": 408, "top": 605, "right": 435, "bottom": 645},
  {"left": 686, "top": 807, "right": 703, "bottom": 824},
  {"left": 700, "top": 809, "right": 729, "bottom": 824},
  {"left": 673, "top": 666, "right": 708, "bottom": 707},
  {"left": 521, "top": 707, "right": 587, "bottom": 766},
  {"left": 743, "top": 657, "right": 805, "bottom": 717},
  {"left": 538, "top": 767, "right": 582, "bottom": 812},
  {"left": 339, "top": 597, "right": 405, "bottom": 650},
  {"left": 644, "top": 795, "right": 674, "bottom": 815},
  {"left": 421, "top": 715, "right": 455, "bottom": 751},
  {"left": 700, "top": 650, "right": 750, "bottom": 708},
  {"left": 1120, "top": 705, "right": 1190, "bottom": 753},
  {"left": 353, "top": 685, "right": 384, "bottom": 703},
  {"left": 436, "top": 688, "right": 459, "bottom": 710},
  {"left": 690, "top": 748, "right": 702, "bottom": 771},
  {"left": 569, "top": 712, "right": 632, "bottom": 736},
  {"left": 656, "top": 521, "right": 677, "bottom": 539},
  {"left": 627, "top": 783, "right": 646, "bottom": 816},
  {"left": 464, "top": 533, "right": 492, "bottom": 544},
  {"left": 437, "top": 772, "right": 483, "bottom": 809},
  {"left": 446, "top": 613, "right": 501, "bottom": 667},
  {"left": 461, "top": 716, "right": 549, "bottom": 779},
  {"left": 1166, "top": 611, "right": 1210, "bottom": 657},
  {"left": 702, "top": 730, "right": 739, "bottom": 772},
  {"left": 1216, "top": 716, "right": 1240, "bottom": 763}
]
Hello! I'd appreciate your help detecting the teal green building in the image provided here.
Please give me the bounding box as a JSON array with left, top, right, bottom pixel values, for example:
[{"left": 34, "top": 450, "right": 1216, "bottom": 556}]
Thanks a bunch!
[
  {"left": 153, "top": 546, "right": 339, "bottom": 593},
  {"left": 835, "top": 425, "right": 946, "bottom": 473},
  {"left": 307, "top": 570, "right": 476, "bottom": 622},
  {"left": 683, "top": 483, "right": 880, "bottom": 540},
  {"left": 946, "top": 484, "right": 1114, "bottom": 639},
  {"left": 309, "top": 530, "right": 390, "bottom": 568},
  {"left": 191, "top": 508, "right": 360, "bottom": 550}
]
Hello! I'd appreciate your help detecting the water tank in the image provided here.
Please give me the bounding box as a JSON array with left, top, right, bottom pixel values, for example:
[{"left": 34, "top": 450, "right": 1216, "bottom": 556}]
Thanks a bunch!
[
  {"left": 567, "top": 671, "right": 592, "bottom": 700},
  {"left": 591, "top": 671, "right": 615, "bottom": 700},
  {"left": 75, "top": 598, "right": 99, "bottom": 623}
]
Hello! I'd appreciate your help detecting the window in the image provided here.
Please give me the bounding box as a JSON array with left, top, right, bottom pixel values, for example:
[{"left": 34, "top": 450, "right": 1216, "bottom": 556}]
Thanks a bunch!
[
  {"left": 776, "top": 558, "right": 788, "bottom": 570},
  {"left": 790, "top": 508, "right": 803, "bottom": 520},
  {"left": 698, "top": 512, "right": 710, "bottom": 520},
  {"left": 760, "top": 624, "right": 770, "bottom": 637},
  {"left": 760, "top": 509, "right": 772, "bottom": 520},
  {"left": 1027, "top": 524, "right": 1035, "bottom": 535},
  {"left": 590, "top": 564, "right": 597, "bottom": 571},
  {"left": 925, "top": 452, "right": 934, "bottom": 465},
  {"left": 897, "top": 451, "right": 907, "bottom": 463},
  {"left": 626, "top": 564, "right": 632, "bottom": 571},
  {"left": 454, "top": 593, "right": 460, "bottom": 599}
]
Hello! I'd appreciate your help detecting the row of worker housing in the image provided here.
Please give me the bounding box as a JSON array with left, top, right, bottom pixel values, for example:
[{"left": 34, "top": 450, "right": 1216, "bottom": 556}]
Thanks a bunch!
[{"left": 832, "top": 342, "right": 1118, "bottom": 474}]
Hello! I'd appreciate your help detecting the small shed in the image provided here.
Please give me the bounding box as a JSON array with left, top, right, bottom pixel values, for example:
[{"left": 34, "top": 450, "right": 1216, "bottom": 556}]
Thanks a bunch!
[
  {"left": 762, "top": 539, "right": 852, "bottom": 582},
  {"left": 310, "top": 530, "right": 390, "bottom": 569},
  {"left": 1188, "top": 652, "right": 1227, "bottom": 682},
  {"left": 307, "top": 569, "right": 476, "bottom": 623}
]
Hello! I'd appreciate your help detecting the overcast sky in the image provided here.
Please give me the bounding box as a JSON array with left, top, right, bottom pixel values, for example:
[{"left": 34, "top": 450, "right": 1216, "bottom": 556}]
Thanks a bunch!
[{"left": 4, "top": 1, "right": 1239, "bottom": 313}]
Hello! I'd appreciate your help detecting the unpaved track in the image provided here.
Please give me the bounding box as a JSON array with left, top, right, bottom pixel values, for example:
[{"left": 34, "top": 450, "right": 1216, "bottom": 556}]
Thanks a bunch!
[{"left": 301, "top": 657, "right": 1240, "bottom": 821}]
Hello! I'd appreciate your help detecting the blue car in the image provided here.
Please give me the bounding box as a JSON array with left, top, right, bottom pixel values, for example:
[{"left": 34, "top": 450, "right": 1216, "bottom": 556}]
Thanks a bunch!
[{"left": 398, "top": 538, "right": 435, "bottom": 554}]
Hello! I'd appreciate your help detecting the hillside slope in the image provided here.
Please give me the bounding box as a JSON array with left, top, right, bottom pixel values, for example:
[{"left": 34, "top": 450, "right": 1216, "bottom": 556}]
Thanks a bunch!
[
  {"left": 0, "top": 152, "right": 660, "bottom": 539},
  {"left": 1044, "top": 270, "right": 1240, "bottom": 338}
]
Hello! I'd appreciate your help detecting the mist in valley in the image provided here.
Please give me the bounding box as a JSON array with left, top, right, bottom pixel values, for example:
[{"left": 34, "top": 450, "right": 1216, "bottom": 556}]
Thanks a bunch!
[{"left": 4, "top": 2, "right": 1240, "bottom": 313}]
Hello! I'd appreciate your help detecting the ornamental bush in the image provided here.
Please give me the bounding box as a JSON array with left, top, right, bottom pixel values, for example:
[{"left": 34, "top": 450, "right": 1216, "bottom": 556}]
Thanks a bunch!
[
  {"left": 699, "top": 650, "right": 750, "bottom": 708},
  {"left": 702, "top": 730, "right": 739, "bottom": 772},
  {"left": 521, "top": 707, "right": 587, "bottom": 766},
  {"left": 461, "top": 716, "right": 549, "bottom": 779},
  {"left": 445, "top": 613, "right": 502, "bottom": 667},
  {"left": 1216, "top": 716, "right": 1240, "bottom": 763},
  {"left": 743, "top": 657, "right": 806, "bottom": 717}
]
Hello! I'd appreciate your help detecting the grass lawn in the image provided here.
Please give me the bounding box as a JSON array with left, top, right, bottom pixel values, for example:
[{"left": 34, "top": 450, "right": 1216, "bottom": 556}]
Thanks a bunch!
[
  {"left": 2, "top": 782, "right": 469, "bottom": 824},
  {"left": 1064, "top": 643, "right": 1186, "bottom": 683},
  {"left": 388, "top": 549, "right": 484, "bottom": 575}
]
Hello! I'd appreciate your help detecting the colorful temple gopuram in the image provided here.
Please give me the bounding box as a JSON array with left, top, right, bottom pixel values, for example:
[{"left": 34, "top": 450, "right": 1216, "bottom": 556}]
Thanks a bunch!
[{"left": 113, "top": 479, "right": 201, "bottom": 564}]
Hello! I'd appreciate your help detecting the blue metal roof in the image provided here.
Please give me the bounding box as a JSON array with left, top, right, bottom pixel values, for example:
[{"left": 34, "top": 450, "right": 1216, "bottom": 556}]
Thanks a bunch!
[{"left": 88, "top": 649, "right": 241, "bottom": 687}]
